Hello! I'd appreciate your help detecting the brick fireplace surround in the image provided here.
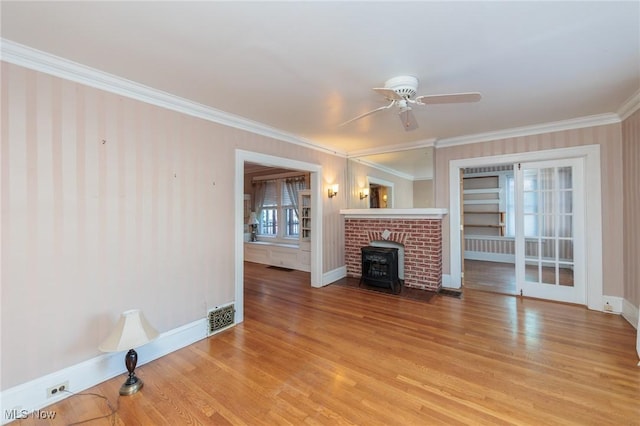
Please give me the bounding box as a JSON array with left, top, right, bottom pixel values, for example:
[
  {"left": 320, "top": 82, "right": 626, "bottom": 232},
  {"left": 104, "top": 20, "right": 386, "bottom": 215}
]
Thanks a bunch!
[{"left": 341, "top": 209, "right": 448, "bottom": 291}]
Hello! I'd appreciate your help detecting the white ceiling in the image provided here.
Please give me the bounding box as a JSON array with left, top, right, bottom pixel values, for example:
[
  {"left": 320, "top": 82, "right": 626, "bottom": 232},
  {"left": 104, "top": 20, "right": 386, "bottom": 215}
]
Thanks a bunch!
[{"left": 2, "top": 1, "right": 639, "bottom": 177}]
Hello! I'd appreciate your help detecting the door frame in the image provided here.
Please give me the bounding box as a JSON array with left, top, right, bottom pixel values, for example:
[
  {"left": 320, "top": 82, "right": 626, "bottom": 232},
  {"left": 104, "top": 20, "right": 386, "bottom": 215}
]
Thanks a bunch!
[
  {"left": 448, "top": 145, "right": 602, "bottom": 311},
  {"left": 235, "top": 150, "right": 324, "bottom": 324}
]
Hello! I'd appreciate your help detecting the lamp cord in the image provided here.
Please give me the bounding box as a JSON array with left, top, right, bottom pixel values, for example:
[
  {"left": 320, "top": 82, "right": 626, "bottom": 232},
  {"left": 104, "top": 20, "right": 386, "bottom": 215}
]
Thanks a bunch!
[{"left": 61, "top": 389, "right": 120, "bottom": 426}]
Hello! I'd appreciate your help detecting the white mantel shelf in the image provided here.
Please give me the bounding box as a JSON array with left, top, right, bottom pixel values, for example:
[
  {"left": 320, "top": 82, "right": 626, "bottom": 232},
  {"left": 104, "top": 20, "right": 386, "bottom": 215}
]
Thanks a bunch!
[{"left": 340, "top": 208, "right": 448, "bottom": 219}]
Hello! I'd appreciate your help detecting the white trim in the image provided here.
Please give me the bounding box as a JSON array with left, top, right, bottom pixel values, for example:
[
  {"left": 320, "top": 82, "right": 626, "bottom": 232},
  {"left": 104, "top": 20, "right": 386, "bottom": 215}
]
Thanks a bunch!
[
  {"left": 449, "top": 145, "right": 603, "bottom": 310},
  {"left": 251, "top": 171, "right": 307, "bottom": 182},
  {"left": 0, "top": 39, "right": 346, "bottom": 159},
  {"left": 346, "top": 139, "right": 436, "bottom": 158},
  {"left": 463, "top": 188, "right": 501, "bottom": 195},
  {"left": 367, "top": 176, "right": 395, "bottom": 188},
  {"left": 367, "top": 176, "right": 396, "bottom": 207},
  {"left": 441, "top": 274, "right": 452, "bottom": 288},
  {"left": 622, "top": 299, "right": 639, "bottom": 330},
  {"left": 618, "top": 90, "right": 640, "bottom": 121},
  {"left": 346, "top": 140, "right": 436, "bottom": 181},
  {"left": 236, "top": 150, "right": 324, "bottom": 310},
  {"left": 352, "top": 157, "right": 416, "bottom": 181},
  {"left": 4, "top": 38, "right": 634, "bottom": 158},
  {"left": 464, "top": 251, "right": 515, "bottom": 264},
  {"left": 323, "top": 266, "right": 347, "bottom": 286},
  {"left": 464, "top": 234, "right": 513, "bottom": 241},
  {"left": 340, "top": 208, "right": 447, "bottom": 219},
  {"left": 0, "top": 318, "right": 211, "bottom": 425},
  {"left": 463, "top": 199, "right": 500, "bottom": 205},
  {"left": 436, "top": 114, "right": 620, "bottom": 148}
]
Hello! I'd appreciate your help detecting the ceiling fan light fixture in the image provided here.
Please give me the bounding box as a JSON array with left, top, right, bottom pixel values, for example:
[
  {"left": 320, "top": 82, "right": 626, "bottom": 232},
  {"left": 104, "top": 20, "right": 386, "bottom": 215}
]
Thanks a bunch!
[
  {"left": 398, "top": 100, "right": 411, "bottom": 113},
  {"left": 340, "top": 74, "right": 481, "bottom": 132},
  {"left": 383, "top": 75, "right": 419, "bottom": 99}
]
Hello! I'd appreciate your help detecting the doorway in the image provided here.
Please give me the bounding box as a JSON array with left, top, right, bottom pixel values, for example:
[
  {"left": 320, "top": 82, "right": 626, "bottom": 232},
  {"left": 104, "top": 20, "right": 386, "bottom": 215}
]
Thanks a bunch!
[
  {"left": 449, "top": 145, "right": 603, "bottom": 311},
  {"left": 368, "top": 176, "right": 394, "bottom": 208},
  {"left": 461, "top": 164, "right": 516, "bottom": 295},
  {"left": 235, "top": 150, "right": 323, "bottom": 324}
]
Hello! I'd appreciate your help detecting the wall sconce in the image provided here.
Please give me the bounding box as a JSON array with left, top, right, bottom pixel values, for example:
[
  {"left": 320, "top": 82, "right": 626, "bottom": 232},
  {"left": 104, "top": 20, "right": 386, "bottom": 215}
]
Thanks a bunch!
[
  {"left": 327, "top": 184, "right": 339, "bottom": 199},
  {"left": 359, "top": 188, "right": 369, "bottom": 200}
]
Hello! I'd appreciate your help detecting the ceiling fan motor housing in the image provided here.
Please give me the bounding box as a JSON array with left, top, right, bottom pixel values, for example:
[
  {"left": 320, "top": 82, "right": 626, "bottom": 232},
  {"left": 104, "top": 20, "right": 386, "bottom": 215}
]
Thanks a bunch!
[{"left": 384, "top": 75, "right": 419, "bottom": 99}]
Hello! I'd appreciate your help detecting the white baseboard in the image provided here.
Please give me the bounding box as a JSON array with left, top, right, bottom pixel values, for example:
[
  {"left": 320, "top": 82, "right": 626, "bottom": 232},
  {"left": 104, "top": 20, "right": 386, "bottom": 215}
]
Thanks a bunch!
[
  {"left": 464, "top": 251, "right": 515, "bottom": 264},
  {"left": 622, "top": 299, "right": 639, "bottom": 330},
  {"left": 441, "top": 274, "right": 457, "bottom": 289},
  {"left": 0, "top": 317, "right": 220, "bottom": 425},
  {"left": 321, "top": 266, "right": 347, "bottom": 287}
]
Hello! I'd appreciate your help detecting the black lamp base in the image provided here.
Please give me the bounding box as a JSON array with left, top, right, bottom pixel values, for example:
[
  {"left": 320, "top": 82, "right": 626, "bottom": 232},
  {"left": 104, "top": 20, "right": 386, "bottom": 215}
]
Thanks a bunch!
[{"left": 120, "top": 348, "right": 143, "bottom": 396}]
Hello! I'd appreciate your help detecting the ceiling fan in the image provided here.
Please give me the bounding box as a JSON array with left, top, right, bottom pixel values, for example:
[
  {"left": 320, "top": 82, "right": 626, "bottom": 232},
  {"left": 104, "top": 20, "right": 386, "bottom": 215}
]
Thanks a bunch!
[{"left": 340, "top": 75, "right": 481, "bottom": 131}]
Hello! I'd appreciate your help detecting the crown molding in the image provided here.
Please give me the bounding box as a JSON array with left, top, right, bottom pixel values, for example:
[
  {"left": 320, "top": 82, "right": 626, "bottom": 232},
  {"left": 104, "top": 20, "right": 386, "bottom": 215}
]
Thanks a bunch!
[
  {"left": 434, "top": 113, "right": 621, "bottom": 149},
  {"left": 617, "top": 89, "right": 640, "bottom": 121},
  {"left": 346, "top": 138, "right": 436, "bottom": 158},
  {"left": 0, "top": 39, "right": 347, "bottom": 158},
  {"left": 2, "top": 39, "right": 634, "bottom": 158},
  {"left": 350, "top": 157, "right": 417, "bottom": 181},
  {"left": 346, "top": 138, "right": 436, "bottom": 180}
]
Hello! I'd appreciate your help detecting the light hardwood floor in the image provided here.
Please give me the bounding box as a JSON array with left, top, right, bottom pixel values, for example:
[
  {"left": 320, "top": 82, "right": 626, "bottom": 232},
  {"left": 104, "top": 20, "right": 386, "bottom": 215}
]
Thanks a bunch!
[
  {"left": 464, "top": 260, "right": 517, "bottom": 295},
  {"left": 464, "top": 260, "right": 576, "bottom": 296},
  {"left": 14, "top": 262, "right": 639, "bottom": 425}
]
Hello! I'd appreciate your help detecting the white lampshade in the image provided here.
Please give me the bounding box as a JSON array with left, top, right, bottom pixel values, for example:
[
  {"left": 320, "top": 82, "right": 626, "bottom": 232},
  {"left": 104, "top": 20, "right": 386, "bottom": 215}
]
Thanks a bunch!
[
  {"left": 248, "top": 211, "right": 259, "bottom": 225},
  {"left": 99, "top": 309, "right": 159, "bottom": 353}
]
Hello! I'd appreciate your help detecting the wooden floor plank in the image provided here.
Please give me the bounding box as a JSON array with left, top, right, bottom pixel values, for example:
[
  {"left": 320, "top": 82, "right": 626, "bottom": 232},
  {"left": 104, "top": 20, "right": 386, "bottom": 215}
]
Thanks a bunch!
[{"left": 12, "top": 262, "right": 639, "bottom": 425}]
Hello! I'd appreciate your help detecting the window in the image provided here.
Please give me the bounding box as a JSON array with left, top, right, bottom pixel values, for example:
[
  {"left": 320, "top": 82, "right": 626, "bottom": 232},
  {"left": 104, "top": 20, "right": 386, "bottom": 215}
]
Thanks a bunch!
[
  {"left": 281, "top": 180, "right": 301, "bottom": 238},
  {"left": 505, "top": 174, "right": 516, "bottom": 237},
  {"left": 255, "top": 176, "right": 306, "bottom": 241},
  {"left": 505, "top": 172, "right": 538, "bottom": 237},
  {"left": 260, "top": 181, "right": 278, "bottom": 236}
]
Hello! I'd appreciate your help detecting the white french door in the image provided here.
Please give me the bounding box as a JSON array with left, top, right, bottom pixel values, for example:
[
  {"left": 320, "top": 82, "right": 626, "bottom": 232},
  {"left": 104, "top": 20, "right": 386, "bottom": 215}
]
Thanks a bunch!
[{"left": 515, "top": 158, "right": 585, "bottom": 304}]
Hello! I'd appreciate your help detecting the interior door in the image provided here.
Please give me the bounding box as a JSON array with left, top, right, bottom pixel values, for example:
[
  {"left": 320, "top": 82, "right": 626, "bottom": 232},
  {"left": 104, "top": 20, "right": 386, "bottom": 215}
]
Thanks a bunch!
[
  {"left": 459, "top": 168, "right": 465, "bottom": 287},
  {"left": 515, "top": 158, "right": 585, "bottom": 304}
]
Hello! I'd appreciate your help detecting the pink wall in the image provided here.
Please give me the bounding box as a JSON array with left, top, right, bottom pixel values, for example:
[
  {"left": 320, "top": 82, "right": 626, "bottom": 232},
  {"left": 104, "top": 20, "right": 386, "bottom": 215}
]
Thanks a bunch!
[
  {"left": 0, "top": 62, "right": 347, "bottom": 390},
  {"left": 622, "top": 109, "right": 640, "bottom": 307}
]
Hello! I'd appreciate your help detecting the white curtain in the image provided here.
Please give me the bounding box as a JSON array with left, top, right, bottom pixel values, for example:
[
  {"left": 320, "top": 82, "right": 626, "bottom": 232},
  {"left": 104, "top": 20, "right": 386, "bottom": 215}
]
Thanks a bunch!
[
  {"left": 252, "top": 180, "right": 268, "bottom": 220},
  {"left": 284, "top": 176, "right": 306, "bottom": 219}
]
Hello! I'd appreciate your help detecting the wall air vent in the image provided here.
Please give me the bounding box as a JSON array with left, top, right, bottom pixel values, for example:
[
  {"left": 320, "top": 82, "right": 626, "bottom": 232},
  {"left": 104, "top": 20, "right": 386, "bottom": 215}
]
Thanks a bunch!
[{"left": 208, "top": 304, "right": 235, "bottom": 335}]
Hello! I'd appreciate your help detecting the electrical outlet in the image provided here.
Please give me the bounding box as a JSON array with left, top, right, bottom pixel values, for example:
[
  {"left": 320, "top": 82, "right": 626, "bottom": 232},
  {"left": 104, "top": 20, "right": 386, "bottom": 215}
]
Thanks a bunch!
[
  {"left": 604, "top": 302, "right": 613, "bottom": 312},
  {"left": 46, "top": 381, "right": 69, "bottom": 398}
]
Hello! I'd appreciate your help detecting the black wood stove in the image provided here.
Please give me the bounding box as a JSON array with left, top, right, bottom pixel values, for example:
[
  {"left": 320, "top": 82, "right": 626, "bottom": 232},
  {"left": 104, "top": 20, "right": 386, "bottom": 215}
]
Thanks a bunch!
[{"left": 360, "top": 246, "right": 401, "bottom": 294}]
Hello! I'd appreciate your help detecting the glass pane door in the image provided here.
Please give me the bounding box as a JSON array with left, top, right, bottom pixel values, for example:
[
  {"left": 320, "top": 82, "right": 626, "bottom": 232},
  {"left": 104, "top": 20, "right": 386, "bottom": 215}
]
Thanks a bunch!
[{"left": 515, "top": 158, "right": 585, "bottom": 304}]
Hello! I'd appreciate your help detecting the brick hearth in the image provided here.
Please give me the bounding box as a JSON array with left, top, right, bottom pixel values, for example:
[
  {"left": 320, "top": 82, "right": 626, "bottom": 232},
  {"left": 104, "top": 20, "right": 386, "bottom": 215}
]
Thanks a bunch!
[{"left": 344, "top": 217, "right": 443, "bottom": 291}]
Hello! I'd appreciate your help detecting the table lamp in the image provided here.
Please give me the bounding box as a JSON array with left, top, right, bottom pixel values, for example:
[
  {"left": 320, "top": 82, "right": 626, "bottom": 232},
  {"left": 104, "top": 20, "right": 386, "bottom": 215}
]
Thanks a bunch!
[
  {"left": 248, "top": 212, "right": 259, "bottom": 241},
  {"left": 99, "top": 309, "right": 159, "bottom": 395}
]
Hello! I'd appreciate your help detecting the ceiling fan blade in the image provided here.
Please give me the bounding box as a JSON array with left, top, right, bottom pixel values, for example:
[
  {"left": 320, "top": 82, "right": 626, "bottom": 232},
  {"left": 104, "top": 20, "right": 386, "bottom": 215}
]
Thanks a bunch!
[
  {"left": 398, "top": 109, "right": 418, "bottom": 131},
  {"left": 372, "top": 87, "right": 403, "bottom": 101},
  {"left": 339, "top": 101, "right": 395, "bottom": 127},
  {"left": 415, "top": 92, "right": 482, "bottom": 105}
]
